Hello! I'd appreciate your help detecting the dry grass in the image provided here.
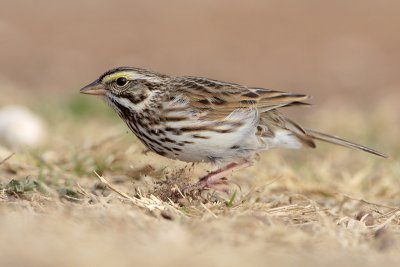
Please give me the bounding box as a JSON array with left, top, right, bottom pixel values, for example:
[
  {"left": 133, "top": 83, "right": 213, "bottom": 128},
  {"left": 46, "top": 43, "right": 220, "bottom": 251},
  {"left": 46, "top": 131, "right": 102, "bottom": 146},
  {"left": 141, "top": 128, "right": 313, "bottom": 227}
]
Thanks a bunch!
[{"left": 0, "top": 98, "right": 399, "bottom": 267}]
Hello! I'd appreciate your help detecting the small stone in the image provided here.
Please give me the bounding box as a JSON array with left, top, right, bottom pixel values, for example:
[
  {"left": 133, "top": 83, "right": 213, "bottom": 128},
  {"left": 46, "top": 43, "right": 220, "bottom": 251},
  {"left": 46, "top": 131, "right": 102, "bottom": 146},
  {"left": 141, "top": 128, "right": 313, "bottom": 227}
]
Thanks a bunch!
[{"left": 0, "top": 105, "right": 46, "bottom": 149}]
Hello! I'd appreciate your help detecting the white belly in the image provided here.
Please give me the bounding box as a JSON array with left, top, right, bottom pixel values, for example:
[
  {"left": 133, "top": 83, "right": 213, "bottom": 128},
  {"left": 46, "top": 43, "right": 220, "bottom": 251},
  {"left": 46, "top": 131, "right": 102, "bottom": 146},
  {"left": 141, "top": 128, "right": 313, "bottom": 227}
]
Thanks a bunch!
[
  {"left": 155, "top": 109, "right": 264, "bottom": 164},
  {"left": 122, "top": 97, "right": 303, "bottom": 165}
]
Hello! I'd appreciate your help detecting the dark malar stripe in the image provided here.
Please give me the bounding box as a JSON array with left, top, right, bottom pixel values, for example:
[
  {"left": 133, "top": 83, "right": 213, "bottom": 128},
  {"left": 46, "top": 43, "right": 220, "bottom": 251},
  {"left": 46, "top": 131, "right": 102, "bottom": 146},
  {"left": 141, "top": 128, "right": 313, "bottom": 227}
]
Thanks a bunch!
[{"left": 109, "top": 97, "right": 134, "bottom": 118}]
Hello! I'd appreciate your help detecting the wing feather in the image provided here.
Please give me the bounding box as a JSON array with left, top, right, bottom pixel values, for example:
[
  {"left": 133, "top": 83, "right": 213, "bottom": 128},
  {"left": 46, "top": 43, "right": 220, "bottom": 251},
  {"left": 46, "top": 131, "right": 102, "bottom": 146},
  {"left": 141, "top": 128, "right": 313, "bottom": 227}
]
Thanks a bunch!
[{"left": 170, "top": 76, "right": 310, "bottom": 119}]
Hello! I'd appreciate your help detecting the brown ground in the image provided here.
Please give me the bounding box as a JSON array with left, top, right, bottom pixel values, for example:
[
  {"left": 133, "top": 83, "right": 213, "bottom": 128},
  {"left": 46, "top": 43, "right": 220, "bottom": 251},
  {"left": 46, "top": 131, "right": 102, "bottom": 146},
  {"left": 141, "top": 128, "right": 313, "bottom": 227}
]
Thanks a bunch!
[{"left": 0, "top": 1, "right": 399, "bottom": 266}]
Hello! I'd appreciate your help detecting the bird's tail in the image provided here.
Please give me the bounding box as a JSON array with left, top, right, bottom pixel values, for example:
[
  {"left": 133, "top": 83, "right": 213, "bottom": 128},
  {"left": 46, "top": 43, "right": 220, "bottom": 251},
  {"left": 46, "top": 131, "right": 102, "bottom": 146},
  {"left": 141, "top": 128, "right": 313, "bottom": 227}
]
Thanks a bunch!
[{"left": 305, "top": 129, "right": 387, "bottom": 158}]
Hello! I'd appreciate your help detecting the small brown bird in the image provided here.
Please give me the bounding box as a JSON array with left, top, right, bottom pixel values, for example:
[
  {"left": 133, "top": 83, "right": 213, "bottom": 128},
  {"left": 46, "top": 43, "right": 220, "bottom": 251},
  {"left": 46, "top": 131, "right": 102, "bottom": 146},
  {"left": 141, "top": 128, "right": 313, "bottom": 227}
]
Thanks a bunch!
[{"left": 80, "top": 67, "right": 386, "bottom": 191}]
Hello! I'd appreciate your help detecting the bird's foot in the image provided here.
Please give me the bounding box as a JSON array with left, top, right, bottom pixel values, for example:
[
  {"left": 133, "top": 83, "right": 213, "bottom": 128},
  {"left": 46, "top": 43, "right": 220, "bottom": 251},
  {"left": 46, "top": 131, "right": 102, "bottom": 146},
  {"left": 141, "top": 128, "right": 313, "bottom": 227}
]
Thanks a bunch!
[
  {"left": 182, "top": 176, "right": 230, "bottom": 195},
  {"left": 182, "top": 161, "right": 251, "bottom": 195}
]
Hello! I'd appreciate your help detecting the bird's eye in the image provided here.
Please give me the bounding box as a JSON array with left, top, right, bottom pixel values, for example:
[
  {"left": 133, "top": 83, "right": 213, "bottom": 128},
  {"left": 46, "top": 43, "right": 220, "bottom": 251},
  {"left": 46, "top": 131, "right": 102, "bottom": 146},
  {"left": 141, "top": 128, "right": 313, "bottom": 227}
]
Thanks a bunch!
[{"left": 116, "top": 77, "right": 128, "bottom": 87}]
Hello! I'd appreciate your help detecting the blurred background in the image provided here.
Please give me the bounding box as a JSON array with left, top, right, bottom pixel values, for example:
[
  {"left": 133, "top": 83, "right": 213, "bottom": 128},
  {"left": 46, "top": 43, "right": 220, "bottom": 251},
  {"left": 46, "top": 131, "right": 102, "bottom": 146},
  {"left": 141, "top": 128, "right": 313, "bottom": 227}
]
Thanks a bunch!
[
  {"left": 0, "top": 0, "right": 399, "bottom": 149},
  {"left": 1, "top": 0, "right": 399, "bottom": 102}
]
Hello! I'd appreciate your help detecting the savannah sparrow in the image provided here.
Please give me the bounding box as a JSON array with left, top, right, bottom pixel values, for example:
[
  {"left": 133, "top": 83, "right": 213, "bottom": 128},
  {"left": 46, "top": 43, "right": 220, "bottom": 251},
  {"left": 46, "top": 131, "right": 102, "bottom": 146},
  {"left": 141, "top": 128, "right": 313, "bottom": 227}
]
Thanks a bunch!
[{"left": 80, "top": 67, "right": 386, "bottom": 191}]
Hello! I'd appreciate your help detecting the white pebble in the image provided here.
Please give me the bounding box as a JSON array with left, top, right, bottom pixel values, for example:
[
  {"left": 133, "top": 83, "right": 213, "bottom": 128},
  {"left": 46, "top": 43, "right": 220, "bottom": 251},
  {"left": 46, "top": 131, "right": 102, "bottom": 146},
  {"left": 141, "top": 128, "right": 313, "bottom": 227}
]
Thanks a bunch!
[{"left": 0, "top": 105, "right": 46, "bottom": 149}]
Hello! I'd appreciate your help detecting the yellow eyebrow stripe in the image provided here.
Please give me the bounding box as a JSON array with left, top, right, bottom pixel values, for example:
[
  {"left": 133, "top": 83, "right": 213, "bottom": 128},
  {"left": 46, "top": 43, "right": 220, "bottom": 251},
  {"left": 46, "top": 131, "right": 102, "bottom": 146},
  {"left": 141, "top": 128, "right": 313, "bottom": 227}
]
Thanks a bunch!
[{"left": 102, "top": 71, "right": 135, "bottom": 83}]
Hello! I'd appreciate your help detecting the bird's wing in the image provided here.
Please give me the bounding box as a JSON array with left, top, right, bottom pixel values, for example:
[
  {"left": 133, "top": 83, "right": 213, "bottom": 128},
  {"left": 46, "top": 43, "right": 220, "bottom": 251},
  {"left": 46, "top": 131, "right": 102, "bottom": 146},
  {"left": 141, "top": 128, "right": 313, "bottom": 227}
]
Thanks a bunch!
[{"left": 170, "top": 76, "right": 310, "bottom": 120}]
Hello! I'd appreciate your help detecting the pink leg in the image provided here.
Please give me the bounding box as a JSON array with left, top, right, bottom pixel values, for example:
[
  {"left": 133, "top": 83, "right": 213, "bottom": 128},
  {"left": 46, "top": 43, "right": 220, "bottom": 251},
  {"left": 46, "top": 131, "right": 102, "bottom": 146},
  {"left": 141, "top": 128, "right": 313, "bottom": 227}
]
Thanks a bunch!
[{"left": 183, "top": 161, "right": 251, "bottom": 193}]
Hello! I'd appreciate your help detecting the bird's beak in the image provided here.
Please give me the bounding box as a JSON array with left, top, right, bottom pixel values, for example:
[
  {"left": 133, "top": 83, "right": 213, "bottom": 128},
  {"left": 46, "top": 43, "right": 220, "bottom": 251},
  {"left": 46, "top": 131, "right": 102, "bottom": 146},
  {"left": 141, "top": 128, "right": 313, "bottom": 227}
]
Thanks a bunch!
[{"left": 79, "top": 80, "right": 107, "bottom": 95}]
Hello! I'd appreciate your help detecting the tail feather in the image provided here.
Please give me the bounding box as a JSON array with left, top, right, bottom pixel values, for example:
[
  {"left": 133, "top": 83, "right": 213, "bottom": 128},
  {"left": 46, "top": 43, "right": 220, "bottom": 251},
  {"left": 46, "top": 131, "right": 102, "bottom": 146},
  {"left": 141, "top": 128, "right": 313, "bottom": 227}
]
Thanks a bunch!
[{"left": 305, "top": 129, "right": 387, "bottom": 158}]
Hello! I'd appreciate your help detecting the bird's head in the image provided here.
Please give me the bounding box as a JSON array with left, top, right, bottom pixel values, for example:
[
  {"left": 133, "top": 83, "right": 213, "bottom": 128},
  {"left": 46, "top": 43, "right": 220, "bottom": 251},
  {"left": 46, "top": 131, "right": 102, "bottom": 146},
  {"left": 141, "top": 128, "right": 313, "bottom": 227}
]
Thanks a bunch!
[{"left": 80, "top": 67, "right": 167, "bottom": 112}]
